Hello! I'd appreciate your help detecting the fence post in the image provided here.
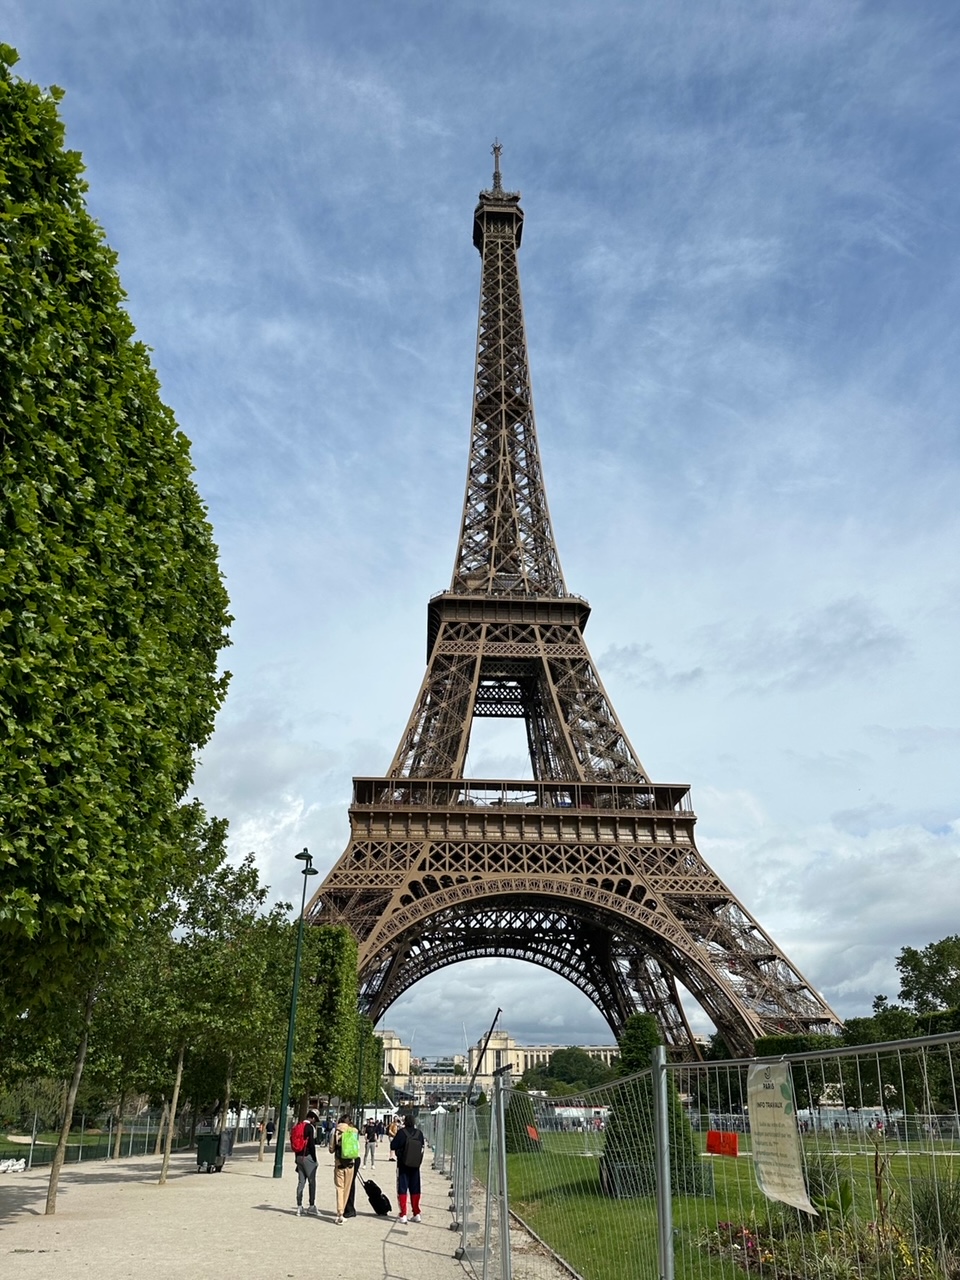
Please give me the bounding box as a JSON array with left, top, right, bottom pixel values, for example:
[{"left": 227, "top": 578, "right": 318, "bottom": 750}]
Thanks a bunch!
[
  {"left": 27, "top": 1110, "right": 39, "bottom": 1171},
  {"left": 107, "top": 1112, "right": 113, "bottom": 1158},
  {"left": 481, "top": 1088, "right": 498, "bottom": 1280},
  {"left": 651, "top": 1045, "right": 674, "bottom": 1280},
  {"left": 78, "top": 1113, "right": 86, "bottom": 1162},
  {"left": 455, "top": 1104, "right": 472, "bottom": 1257},
  {"left": 494, "top": 1071, "right": 512, "bottom": 1280}
]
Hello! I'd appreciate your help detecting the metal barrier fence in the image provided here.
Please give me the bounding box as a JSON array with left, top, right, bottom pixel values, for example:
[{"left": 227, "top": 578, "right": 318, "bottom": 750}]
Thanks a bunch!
[
  {"left": 0, "top": 1112, "right": 253, "bottom": 1169},
  {"left": 434, "top": 1032, "right": 960, "bottom": 1280}
]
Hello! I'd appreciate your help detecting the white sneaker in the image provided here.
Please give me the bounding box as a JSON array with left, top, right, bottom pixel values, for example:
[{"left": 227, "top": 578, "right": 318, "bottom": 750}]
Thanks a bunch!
[
  {"left": 398, "top": 1214, "right": 407, "bottom": 1224},
  {"left": 296, "top": 1206, "right": 302, "bottom": 1216},
  {"left": 335, "top": 1214, "right": 343, "bottom": 1225},
  {"left": 412, "top": 1213, "right": 422, "bottom": 1223}
]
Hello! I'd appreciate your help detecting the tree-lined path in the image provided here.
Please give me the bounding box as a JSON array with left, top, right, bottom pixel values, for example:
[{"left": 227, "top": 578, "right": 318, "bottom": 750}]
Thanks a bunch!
[{"left": 0, "top": 1143, "right": 466, "bottom": 1280}]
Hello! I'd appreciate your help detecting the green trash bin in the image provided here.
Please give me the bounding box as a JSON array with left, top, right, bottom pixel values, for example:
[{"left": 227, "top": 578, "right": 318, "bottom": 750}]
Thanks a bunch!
[{"left": 196, "top": 1132, "right": 222, "bottom": 1173}]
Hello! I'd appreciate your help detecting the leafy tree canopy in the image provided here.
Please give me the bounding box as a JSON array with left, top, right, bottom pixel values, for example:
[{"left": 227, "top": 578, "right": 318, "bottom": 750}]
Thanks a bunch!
[
  {"left": 519, "top": 1045, "right": 613, "bottom": 1095},
  {"left": 0, "top": 48, "right": 231, "bottom": 1020},
  {"left": 617, "top": 1013, "right": 661, "bottom": 1074},
  {"left": 897, "top": 936, "right": 960, "bottom": 1013},
  {"left": 305, "top": 926, "right": 360, "bottom": 1099}
]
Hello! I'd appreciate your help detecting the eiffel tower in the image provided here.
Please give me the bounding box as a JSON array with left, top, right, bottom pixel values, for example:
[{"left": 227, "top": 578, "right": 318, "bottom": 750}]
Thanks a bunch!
[{"left": 307, "top": 146, "right": 841, "bottom": 1058}]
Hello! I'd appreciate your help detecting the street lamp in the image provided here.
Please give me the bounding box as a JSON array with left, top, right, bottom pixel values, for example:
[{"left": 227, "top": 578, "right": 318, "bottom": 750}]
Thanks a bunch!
[{"left": 272, "top": 848, "right": 318, "bottom": 1178}]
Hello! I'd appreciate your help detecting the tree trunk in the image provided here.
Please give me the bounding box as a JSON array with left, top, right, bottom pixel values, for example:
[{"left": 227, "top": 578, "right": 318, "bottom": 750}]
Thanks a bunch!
[
  {"left": 45, "top": 984, "right": 96, "bottom": 1215},
  {"left": 153, "top": 1098, "right": 168, "bottom": 1156},
  {"left": 218, "top": 1053, "right": 233, "bottom": 1136},
  {"left": 159, "top": 1044, "right": 186, "bottom": 1186},
  {"left": 257, "top": 1079, "right": 272, "bottom": 1162},
  {"left": 112, "top": 1087, "right": 127, "bottom": 1159}
]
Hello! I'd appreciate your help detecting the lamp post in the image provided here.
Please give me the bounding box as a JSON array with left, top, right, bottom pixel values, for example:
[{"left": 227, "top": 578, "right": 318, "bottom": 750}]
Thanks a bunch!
[{"left": 272, "top": 848, "right": 318, "bottom": 1178}]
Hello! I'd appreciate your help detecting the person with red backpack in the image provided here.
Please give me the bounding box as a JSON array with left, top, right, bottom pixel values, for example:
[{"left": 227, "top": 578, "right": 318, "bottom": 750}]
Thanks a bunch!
[
  {"left": 329, "top": 1113, "right": 360, "bottom": 1225},
  {"left": 290, "top": 1109, "right": 320, "bottom": 1217},
  {"left": 390, "top": 1113, "right": 426, "bottom": 1223}
]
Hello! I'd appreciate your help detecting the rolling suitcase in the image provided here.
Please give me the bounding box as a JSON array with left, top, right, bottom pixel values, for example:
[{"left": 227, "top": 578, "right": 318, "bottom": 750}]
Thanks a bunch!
[{"left": 358, "top": 1171, "right": 392, "bottom": 1216}]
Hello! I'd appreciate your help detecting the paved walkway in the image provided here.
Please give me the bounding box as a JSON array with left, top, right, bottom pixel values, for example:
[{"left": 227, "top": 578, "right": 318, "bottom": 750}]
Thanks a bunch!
[{"left": 0, "top": 1143, "right": 469, "bottom": 1280}]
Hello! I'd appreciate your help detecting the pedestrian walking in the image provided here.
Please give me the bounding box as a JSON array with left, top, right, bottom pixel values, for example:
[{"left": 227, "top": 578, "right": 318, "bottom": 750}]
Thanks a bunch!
[
  {"left": 363, "top": 1117, "right": 378, "bottom": 1166},
  {"left": 329, "top": 1113, "right": 361, "bottom": 1224},
  {"left": 292, "top": 1110, "right": 320, "bottom": 1216},
  {"left": 266, "top": 1118, "right": 275, "bottom": 1148},
  {"left": 390, "top": 1113, "right": 425, "bottom": 1223}
]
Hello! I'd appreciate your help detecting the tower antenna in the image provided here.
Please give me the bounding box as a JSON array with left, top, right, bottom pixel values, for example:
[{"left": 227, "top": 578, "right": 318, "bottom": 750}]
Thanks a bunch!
[{"left": 491, "top": 138, "right": 503, "bottom": 193}]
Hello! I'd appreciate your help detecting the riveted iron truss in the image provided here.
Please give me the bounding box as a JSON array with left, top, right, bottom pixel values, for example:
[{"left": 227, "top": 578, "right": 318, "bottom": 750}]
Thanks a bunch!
[{"left": 307, "top": 150, "right": 842, "bottom": 1057}]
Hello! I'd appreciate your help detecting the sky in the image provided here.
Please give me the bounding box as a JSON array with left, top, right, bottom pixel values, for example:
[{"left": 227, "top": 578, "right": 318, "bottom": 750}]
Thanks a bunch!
[{"left": 8, "top": 1, "right": 959, "bottom": 1059}]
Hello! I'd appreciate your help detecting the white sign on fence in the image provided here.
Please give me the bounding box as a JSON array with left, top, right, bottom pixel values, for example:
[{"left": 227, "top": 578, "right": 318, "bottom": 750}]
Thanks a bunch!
[{"left": 746, "top": 1062, "right": 817, "bottom": 1214}]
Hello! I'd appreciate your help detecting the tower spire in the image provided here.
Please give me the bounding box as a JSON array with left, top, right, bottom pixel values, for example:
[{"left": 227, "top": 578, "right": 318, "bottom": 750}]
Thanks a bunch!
[
  {"left": 492, "top": 138, "right": 503, "bottom": 193},
  {"left": 454, "top": 146, "right": 566, "bottom": 597}
]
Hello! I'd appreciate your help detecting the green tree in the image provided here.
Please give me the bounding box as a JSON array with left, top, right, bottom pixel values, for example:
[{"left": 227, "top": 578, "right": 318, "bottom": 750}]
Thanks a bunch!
[
  {"left": 0, "top": 47, "right": 231, "bottom": 1024},
  {"left": 84, "top": 917, "right": 176, "bottom": 1157},
  {"left": 153, "top": 850, "right": 275, "bottom": 1183},
  {"left": 897, "top": 937, "right": 960, "bottom": 1012},
  {"left": 838, "top": 996, "right": 956, "bottom": 1120},
  {"left": 546, "top": 1046, "right": 614, "bottom": 1089},
  {"left": 235, "top": 912, "right": 325, "bottom": 1160},
  {"left": 755, "top": 1033, "right": 841, "bottom": 1112},
  {"left": 305, "top": 926, "right": 360, "bottom": 1103},
  {"left": 601, "top": 1013, "right": 711, "bottom": 1199},
  {"left": 347, "top": 1016, "right": 383, "bottom": 1112},
  {"left": 617, "top": 1014, "right": 661, "bottom": 1073},
  {"left": 521, "top": 1046, "right": 615, "bottom": 1095}
]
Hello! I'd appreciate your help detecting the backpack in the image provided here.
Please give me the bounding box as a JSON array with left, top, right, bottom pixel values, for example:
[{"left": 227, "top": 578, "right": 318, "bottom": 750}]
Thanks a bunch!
[
  {"left": 403, "top": 1129, "right": 425, "bottom": 1169},
  {"left": 340, "top": 1126, "right": 360, "bottom": 1160},
  {"left": 290, "top": 1121, "right": 308, "bottom": 1154}
]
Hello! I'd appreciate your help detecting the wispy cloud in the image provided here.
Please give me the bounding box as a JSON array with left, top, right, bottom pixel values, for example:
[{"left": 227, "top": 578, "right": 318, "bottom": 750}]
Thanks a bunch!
[
  {"left": 600, "top": 643, "right": 704, "bottom": 691},
  {"left": 705, "top": 597, "right": 908, "bottom": 693}
]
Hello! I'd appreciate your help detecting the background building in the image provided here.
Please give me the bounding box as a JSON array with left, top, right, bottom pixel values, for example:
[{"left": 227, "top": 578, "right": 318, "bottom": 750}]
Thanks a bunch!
[{"left": 380, "top": 1028, "right": 619, "bottom": 1103}]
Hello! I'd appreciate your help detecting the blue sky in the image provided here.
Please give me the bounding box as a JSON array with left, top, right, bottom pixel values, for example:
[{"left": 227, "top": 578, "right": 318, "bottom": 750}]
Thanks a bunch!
[{"left": 9, "top": 1, "right": 959, "bottom": 1057}]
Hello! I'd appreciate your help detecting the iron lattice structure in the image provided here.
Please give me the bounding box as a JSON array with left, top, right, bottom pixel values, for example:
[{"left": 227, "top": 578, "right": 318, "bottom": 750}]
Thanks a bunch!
[{"left": 307, "top": 148, "right": 841, "bottom": 1057}]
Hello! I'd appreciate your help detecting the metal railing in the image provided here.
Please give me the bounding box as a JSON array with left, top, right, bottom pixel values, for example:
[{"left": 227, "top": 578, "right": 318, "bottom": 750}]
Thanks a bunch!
[
  {"left": 431, "top": 1031, "right": 960, "bottom": 1280},
  {"left": 0, "top": 1112, "right": 256, "bottom": 1169}
]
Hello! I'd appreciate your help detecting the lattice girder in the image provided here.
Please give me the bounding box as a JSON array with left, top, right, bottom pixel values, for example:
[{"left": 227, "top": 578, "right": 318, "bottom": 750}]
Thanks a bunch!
[
  {"left": 358, "top": 900, "right": 697, "bottom": 1051},
  {"left": 452, "top": 183, "right": 565, "bottom": 597},
  {"left": 306, "top": 154, "right": 842, "bottom": 1056},
  {"left": 342, "top": 874, "right": 814, "bottom": 1059},
  {"left": 310, "top": 777, "right": 841, "bottom": 1057},
  {"left": 388, "top": 613, "right": 649, "bottom": 782}
]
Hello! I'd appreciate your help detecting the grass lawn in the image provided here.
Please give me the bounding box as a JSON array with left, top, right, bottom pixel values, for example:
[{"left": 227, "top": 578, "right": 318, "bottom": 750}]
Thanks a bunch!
[{"left": 500, "top": 1129, "right": 958, "bottom": 1280}]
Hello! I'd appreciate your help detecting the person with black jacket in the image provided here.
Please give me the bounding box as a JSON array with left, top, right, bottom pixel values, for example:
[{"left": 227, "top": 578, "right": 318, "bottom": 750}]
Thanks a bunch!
[
  {"left": 295, "top": 1110, "right": 320, "bottom": 1216},
  {"left": 363, "top": 1117, "right": 378, "bottom": 1166},
  {"left": 390, "top": 1113, "right": 425, "bottom": 1223}
]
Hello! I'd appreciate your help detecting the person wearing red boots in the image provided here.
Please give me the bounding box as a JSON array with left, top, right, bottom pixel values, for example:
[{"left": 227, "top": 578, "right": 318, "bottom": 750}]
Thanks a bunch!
[{"left": 390, "top": 1113, "right": 426, "bottom": 1223}]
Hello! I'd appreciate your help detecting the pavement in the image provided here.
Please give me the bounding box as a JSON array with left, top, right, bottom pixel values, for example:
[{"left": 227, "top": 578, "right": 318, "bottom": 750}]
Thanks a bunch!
[{"left": 0, "top": 1142, "right": 470, "bottom": 1280}]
